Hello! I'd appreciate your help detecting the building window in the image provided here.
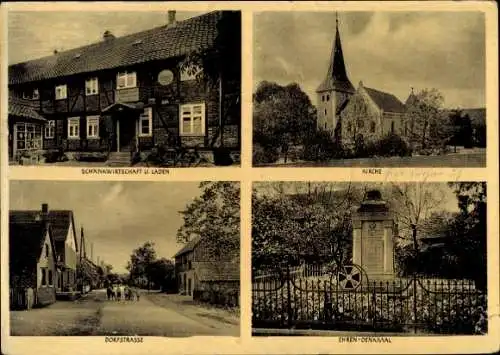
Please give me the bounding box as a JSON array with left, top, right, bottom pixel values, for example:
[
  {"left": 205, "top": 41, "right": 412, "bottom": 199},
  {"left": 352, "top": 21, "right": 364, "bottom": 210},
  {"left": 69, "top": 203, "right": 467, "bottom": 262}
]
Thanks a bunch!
[
  {"left": 139, "top": 107, "right": 153, "bottom": 137},
  {"left": 48, "top": 270, "right": 53, "bottom": 286},
  {"left": 68, "top": 117, "right": 80, "bottom": 139},
  {"left": 85, "top": 77, "right": 99, "bottom": 96},
  {"left": 15, "top": 123, "right": 42, "bottom": 151},
  {"left": 45, "top": 243, "right": 49, "bottom": 258},
  {"left": 391, "top": 121, "right": 395, "bottom": 133},
  {"left": 55, "top": 85, "right": 67, "bottom": 100},
  {"left": 41, "top": 268, "right": 47, "bottom": 286},
  {"left": 326, "top": 94, "right": 330, "bottom": 101},
  {"left": 370, "top": 121, "right": 376, "bottom": 133},
  {"left": 86, "top": 116, "right": 99, "bottom": 138},
  {"left": 321, "top": 95, "right": 325, "bottom": 102},
  {"left": 45, "top": 120, "right": 55, "bottom": 139},
  {"left": 180, "top": 103, "right": 205, "bottom": 136},
  {"left": 347, "top": 122, "right": 352, "bottom": 133},
  {"left": 357, "top": 119, "right": 364, "bottom": 129},
  {"left": 324, "top": 109, "right": 327, "bottom": 116},
  {"left": 188, "top": 261, "right": 192, "bottom": 270},
  {"left": 116, "top": 71, "right": 137, "bottom": 89}
]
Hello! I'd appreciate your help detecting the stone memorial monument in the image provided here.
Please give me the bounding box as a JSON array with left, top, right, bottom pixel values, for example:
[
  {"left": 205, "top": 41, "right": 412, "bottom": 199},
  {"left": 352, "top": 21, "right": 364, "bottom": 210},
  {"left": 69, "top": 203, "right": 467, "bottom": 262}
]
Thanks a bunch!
[{"left": 352, "top": 189, "right": 396, "bottom": 280}]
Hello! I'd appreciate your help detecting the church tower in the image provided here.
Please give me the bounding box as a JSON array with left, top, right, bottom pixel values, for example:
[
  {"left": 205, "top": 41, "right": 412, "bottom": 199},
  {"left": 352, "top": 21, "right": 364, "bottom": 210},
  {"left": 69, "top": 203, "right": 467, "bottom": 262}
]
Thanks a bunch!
[{"left": 316, "top": 13, "right": 355, "bottom": 137}]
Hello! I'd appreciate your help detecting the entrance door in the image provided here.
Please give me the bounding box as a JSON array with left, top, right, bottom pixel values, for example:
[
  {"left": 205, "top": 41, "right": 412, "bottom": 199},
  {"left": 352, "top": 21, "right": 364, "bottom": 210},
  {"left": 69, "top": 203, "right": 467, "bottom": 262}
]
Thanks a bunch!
[{"left": 118, "top": 117, "right": 136, "bottom": 152}]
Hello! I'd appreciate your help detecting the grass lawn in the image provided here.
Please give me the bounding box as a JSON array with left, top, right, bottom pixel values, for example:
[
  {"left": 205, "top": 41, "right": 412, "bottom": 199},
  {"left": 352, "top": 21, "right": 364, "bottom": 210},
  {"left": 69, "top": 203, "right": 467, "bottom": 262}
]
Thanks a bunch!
[{"left": 256, "top": 151, "right": 486, "bottom": 168}]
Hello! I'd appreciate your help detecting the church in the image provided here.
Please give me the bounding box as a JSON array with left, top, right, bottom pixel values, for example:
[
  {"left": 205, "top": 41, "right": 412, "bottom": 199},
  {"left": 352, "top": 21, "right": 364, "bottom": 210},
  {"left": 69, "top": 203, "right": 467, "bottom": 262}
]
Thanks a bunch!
[{"left": 316, "top": 15, "right": 412, "bottom": 148}]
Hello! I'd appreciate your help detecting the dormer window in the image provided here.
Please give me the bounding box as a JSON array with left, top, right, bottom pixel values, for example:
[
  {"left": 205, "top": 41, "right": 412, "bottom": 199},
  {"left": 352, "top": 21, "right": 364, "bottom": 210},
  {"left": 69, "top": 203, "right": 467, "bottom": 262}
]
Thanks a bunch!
[
  {"left": 85, "top": 78, "right": 99, "bottom": 96},
  {"left": 55, "top": 85, "right": 67, "bottom": 100},
  {"left": 117, "top": 71, "right": 137, "bottom": 89}
]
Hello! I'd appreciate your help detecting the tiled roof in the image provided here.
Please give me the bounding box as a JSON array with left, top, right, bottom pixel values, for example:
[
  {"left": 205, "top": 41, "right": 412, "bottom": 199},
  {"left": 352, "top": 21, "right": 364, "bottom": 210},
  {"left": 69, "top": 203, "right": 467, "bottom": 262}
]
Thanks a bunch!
[
  {"left": 173, "top": 235, "right": 201, "bottom": 258},
  {"left": 9, "top": 11, "right": 225, "bottom": 85},
  {"left": 10, "top": 210, "right": 77, "bottom": 256},
  {"left": 194, "top": 261, "right": 240, "bottom": 282},
  {"left": 364, "top": 87, "right": 406, "bottom": 113},
  {"left": 8, "top": 96, "right": 46, "bottom": 122},
  {"left": 9, "top": 222, "right": 54, "bottom": 278}
]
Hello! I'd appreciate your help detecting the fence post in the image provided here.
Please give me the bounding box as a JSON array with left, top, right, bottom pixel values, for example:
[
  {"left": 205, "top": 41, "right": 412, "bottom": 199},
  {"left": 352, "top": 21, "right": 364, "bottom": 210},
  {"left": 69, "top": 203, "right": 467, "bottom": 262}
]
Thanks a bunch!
[{"left": 286, "top": 264, "right": 293, "bottom": 329}]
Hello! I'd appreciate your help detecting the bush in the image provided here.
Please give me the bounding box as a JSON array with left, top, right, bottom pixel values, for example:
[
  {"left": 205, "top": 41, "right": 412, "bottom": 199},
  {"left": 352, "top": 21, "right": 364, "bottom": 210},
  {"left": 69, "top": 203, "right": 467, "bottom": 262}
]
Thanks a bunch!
[
  {"left": 214, "top": 147, "right": 234, "bottom": 166},
  {"left": 301, "top": 130, "right": 343, "bottom": 161},
  {"left": 377, "top": 133, "right": 412, "bottom": 157},
  {"left": 253, "top": 144, "right": 280, "bottom": 165}
]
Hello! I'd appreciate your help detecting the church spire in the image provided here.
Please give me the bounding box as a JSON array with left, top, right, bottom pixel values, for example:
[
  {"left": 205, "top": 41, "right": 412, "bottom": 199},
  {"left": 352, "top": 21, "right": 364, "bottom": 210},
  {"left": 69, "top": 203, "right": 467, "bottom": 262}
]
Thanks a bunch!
[{"left": 316, "top": 12, "right": 355, "bottom": 94}]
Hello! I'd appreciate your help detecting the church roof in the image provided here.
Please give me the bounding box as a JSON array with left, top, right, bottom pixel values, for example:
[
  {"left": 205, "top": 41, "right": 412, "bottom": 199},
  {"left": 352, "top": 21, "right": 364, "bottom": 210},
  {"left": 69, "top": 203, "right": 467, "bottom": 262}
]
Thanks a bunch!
[
  {"left": 316, "top": 18, "right": 355, "bottom": 94},
  {"left": 364, "top": 87, "right": 406, "bottom": 113}
]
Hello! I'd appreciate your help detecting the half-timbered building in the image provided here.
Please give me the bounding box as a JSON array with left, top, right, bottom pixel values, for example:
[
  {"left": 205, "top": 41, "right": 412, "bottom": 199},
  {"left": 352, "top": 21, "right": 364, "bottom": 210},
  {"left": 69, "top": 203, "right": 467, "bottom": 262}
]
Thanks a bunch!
[{"left": 8, "top": 11, "right": 241, "bottom": 165}]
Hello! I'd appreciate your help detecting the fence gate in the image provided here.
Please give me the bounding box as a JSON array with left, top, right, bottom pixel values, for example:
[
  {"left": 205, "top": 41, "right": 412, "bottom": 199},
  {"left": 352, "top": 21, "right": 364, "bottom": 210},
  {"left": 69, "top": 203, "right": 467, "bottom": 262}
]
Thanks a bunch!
[{"left": 252, "top": 263, "right": 486, "bottom": 334}]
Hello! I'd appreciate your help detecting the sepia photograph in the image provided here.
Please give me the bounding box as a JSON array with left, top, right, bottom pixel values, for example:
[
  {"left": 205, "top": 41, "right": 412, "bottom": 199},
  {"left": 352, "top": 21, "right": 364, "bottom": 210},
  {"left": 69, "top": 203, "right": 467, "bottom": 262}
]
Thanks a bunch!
[
  {"left": 8, "top": 181, "right": 240, "bottom": 336},
  {"left": 7, "top": 10, "right": 241, "bottom": 167},
  {"left": 252, "top": 182, "right": 487, "bottom": 336},
  {"left": 253, "top": 12, "right": 486, "bottom": 167}
]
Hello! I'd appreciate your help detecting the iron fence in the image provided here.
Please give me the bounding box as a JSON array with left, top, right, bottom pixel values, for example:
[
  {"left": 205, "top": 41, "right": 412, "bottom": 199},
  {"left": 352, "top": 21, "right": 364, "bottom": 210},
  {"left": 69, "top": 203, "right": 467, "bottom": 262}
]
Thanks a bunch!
[{"left": 252, "top": 264, "right": 486, "bottom": 334}]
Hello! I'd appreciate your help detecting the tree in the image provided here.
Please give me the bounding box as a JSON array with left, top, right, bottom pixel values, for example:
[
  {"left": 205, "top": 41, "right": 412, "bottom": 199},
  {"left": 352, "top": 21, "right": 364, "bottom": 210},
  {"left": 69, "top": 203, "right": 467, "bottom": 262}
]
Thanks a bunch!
[
  {"left": 252, "top": 182, "right": 362, "bottom": 274},
  {"left": 406, "top": 88, "right": 451, "bottom": 150},
  {"left": 149, "top": 258, "right": 176, "bottom": 292},
  {"left": 253, "top": 81, "right": 317, "bottom": 163},
  {"left": 387, "top": 182, "right": 446, "bottom": 275},
  {"left": 126, "top": 242, "right": 157, "bottom": 290},
  {"left": 177, "top": 182, "right": 240, "bottom": 261},
  {"left": 447, "top": 182, "right": 487, "bottom": 290}
]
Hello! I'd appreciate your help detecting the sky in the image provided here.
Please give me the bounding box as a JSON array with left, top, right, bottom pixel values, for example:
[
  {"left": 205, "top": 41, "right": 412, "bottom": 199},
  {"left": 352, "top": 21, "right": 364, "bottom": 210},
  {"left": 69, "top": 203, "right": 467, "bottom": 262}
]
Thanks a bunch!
[
  {"left": 10, "top": 181, "right": 203, "bottom": 273},
  {"left": 253, "top": 182, "right": 460, "bottom": 213},
  {"left": 8, "top": 11, "right": 206, "bottom": 65},
  {"left": 254, "top": 11, "right": 486, "bottom": 109}
]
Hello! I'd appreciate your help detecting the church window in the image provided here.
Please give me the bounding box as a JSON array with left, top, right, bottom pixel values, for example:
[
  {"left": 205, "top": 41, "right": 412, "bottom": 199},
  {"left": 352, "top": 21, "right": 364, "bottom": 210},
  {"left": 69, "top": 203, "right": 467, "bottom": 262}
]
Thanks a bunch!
[
  {"left": 324, "top": 109, "right": 327, "bottom": 116},
  {"left": 324, "top": 123, "right": 327, "bottom": 130},
  {"left": 370, "top": 121, "right": 376, "bottom": 133},
  {"left": 322, "top": 95, "right": 325, "bottom": 102},
  {"left": 326, "top": 94, "right": 330, "bottom": 101}
]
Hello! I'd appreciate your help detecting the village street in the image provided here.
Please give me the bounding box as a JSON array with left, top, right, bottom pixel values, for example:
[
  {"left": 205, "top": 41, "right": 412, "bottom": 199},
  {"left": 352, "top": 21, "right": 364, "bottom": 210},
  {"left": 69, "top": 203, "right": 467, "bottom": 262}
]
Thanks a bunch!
[{"left": 10, "top": 289, "right": 239, "bottom": 337}]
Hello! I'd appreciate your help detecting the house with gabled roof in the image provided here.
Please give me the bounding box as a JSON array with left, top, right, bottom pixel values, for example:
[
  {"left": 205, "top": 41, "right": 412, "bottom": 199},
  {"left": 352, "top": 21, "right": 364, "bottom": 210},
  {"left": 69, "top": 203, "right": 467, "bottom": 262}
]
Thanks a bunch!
[
  {"left": 174, "top": 236, "right": 239, "bottom": 306},
  {"left": 8, "top": 11, "right": 241, "bottom": 165},
  {"left": 10, "top": 203, "right": 79, "bottom": 295},
  {"left": 9, "top": 209, "right": 58, "bottom": 309}
]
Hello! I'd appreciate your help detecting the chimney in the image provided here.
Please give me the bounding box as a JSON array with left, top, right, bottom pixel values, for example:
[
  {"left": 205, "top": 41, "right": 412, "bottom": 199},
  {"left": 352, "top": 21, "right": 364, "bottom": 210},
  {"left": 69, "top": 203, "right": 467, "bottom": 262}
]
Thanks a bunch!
[
  {"left": 168, "top": 10, "right": 177, "bottom": 26},
  {"left": 103, "top": 30, "right": 115, "bottom": 42}
]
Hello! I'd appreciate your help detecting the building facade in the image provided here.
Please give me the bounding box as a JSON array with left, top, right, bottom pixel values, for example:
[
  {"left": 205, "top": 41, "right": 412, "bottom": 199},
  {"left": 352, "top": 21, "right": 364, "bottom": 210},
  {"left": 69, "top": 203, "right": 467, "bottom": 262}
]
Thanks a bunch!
[
  {"left": 9, "top": 211, "right": 58, "bottom": 309},
  {"left": 8, "top": 11, "right": 241, "bottom": 165},
  {"left": 10, "top": 204, "right": 79, "bottom": 295}
]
